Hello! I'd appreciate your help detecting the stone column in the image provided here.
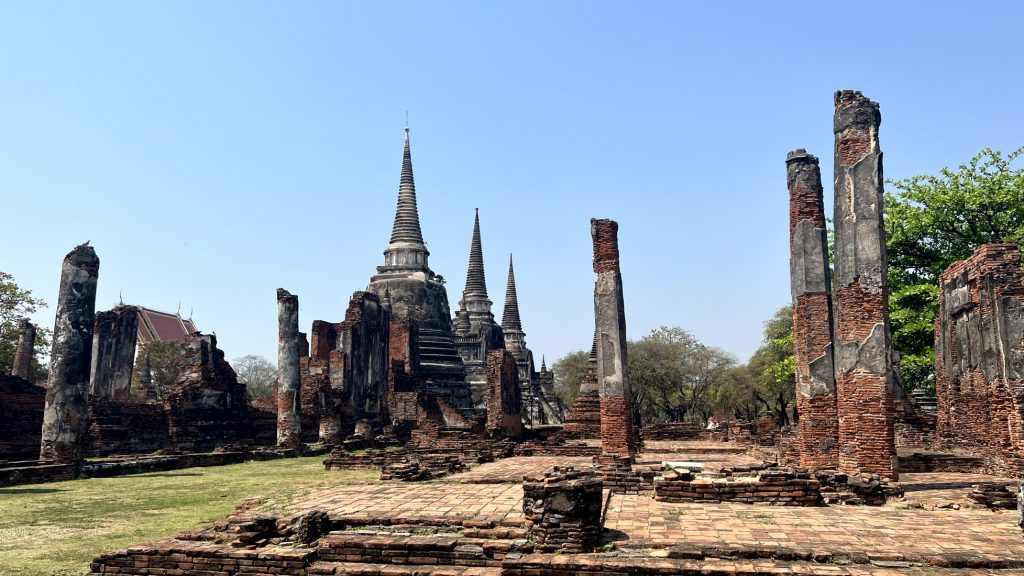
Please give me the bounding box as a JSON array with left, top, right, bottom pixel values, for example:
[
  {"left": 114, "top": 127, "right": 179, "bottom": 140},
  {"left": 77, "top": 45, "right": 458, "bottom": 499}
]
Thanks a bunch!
[
  {"left": 277, "top": 288, "right": 302, "bottom": 449},
  {"left": 40, "top": 243, "right": 100, "bottom": 464},
  {"left": 11, "top": 319, "right": 36, "bottom": 379},
  {"left": 787, "top": 149, "right": 840, "bottom": 469},
  {"left": 89, "top": 305, "right": 139, "bottom": 401},
  {"left": 591, "top": 219, "right": 636, "bottom": 460},
  {"left": 832, "top": 91, "right": 897, "bottom": 480}
]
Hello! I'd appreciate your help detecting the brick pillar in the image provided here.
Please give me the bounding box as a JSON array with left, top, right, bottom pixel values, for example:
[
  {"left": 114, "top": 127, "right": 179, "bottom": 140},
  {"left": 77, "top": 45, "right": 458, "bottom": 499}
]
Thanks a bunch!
[
  {"left": 832, "top": 91, "right": 897, "bottom": 480},
  {"left": 40, "top": 243, "right": 100, "bottom": 464},
  {"left": 787, "top": 149, "right": 839, "bottom": 469},
  {"left": 11, "top": 319, "right": 35, "bottom": 380},
  {"left": 591, "top": 219, "right": 636, "bottom": 460},
  {"left": 523, "top": 467, "right": 603, "bottom": 552},
  {"left": 485, "top": 348, "right": 524, "bottom": 439},
  {"left": 277, "top": 288, "right": 302, "bottom": 449},
  {"left": 89, "top": 305, "right": 139, "bottom": 402}
]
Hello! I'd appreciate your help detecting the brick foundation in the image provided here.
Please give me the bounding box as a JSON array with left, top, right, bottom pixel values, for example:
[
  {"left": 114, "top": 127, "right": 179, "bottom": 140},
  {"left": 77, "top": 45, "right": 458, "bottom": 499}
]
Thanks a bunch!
[
  {"left": 655, "top": 467, "right": 822, "bottom": 506},
  {"left": 0, "top": 374, "right": 45, "bottom": 461}
]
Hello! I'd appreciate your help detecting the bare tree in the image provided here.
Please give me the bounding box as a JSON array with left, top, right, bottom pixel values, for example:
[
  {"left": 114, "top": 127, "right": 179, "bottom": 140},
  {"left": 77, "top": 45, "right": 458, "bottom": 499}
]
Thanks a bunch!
[{"left": 233, "top": 354, "right": 278, "bottom": 401}]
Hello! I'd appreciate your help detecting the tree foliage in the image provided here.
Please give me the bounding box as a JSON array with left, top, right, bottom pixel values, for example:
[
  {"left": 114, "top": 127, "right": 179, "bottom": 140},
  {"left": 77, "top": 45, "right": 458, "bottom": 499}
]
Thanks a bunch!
[
  {"left": 629, "top": 326, "right": 736, "bottom": 423},
  {"left": 745, "top": 306, "right": 795, "bottom": 425},
  {"left": 551, "top": 349, "right": 589, "bottom": 407},
  {"left": 0, "top": 271, "right": 51, "bottom": 380},
  {"left": 233, "top": 354, "right": 278, "bottom": 400},
  {"left": 885, "top": 147, "right": 1024, "bottom": 392},
  {"left": 132, "top": 340, "right": 182, "bottom": 401}
]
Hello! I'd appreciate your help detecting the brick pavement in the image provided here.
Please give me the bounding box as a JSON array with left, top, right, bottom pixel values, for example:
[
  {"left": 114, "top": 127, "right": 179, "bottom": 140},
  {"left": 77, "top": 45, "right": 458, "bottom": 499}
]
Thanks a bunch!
[
  {"left": 604, "top": 492, "right": 1024, "bottom": 564},
  {"left": 282, "top": 482, "right": 527, "bottom": 527},
  {"left": 446, "top": 456, "right": 594, "bottom": 484}
]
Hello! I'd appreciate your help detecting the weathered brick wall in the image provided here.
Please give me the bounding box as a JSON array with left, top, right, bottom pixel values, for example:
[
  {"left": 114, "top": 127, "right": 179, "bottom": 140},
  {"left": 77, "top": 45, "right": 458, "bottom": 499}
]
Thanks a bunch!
[
  {"left": 655, "top": 467, "right": 821, "bottom": 505},
  {"left": 831, "top": 91, "right": 897, "bottom": 480},
  {"left": 310, "top": 319, "right": 339, "bottom": 366},
  {"left": 336, "top": 291, "right": 389, "bottom": 423},
  {"left": 164, "top": 334, "right": 250, "bottom": 451},
  {"left": 87, "top": 400, "right": 169, "bottom": 456},
  {"left": 0, "top": 374, "right": 45, "bottom": 461},
  {"left": 936, "top": 243, "right": 1024, "bottom": 475},
  {"left": 485, "top": 349, "right": 524, "bottom": 439},
  {"left": 90, "top": 541, "right": 312, "bottom": 576},
  {"left": 89, "top": 305, "right": 139, "bottom": 402},
  {"left": 788, "top": 149, "right": 840, "bottom": 470},
  {"left": 641, "top": 421, "right": 705, "bottom": 441},
  {"left": 384, "top": 320, "right": 421, "bottom": 424}
]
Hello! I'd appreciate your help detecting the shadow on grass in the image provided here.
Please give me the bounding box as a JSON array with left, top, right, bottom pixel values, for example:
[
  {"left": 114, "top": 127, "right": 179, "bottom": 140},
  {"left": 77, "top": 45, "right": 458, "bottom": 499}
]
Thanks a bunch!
[
  {"left": 137, "top": 472, "right": 204, "bottom": 478},
  {"left": 0, "top": 487, "right": 69, "bottom": 494}
]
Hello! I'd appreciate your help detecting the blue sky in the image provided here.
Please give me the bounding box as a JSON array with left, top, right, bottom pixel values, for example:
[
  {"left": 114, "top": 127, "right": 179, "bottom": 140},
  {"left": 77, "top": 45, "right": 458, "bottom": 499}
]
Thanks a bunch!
[{"left": 2, "top": 2, "right": 1022, "bottom": 366}]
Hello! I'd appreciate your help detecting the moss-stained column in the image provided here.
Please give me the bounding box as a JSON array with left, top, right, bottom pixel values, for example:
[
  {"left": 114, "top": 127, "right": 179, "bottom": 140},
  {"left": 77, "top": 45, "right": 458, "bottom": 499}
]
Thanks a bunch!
[
  {"left": 832, "top": 91, "right": 897, "bottom": 480},
  {"left": 11, "top": 319, "right": 36, "bottom": 379},
  {"left": 40, "top": 243, "right": 100, "bottom": 464},
  {"left": 787, "top": 149, "right": 839, "bottom": 469},
  {"left": 277, "top": 288, "right": 302, "bottom": 449}
]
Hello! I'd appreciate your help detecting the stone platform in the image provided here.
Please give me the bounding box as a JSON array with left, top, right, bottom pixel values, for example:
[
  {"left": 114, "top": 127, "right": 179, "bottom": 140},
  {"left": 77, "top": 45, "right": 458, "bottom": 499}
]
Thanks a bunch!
[{"left": 90, "top": 443, "right": 1024, "bottom": 575}]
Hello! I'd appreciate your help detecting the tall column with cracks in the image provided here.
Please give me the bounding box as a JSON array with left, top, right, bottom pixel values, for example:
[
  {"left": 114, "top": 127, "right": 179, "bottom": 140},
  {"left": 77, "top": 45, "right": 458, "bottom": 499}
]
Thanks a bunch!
[
  {"left": 591, "top": 219, "right": 636, "bottom": 461},
  {"left": 832, "top": 90, "right": 898, "bottom": 480},
  {"left": 277, "top": 288, "right": 302, "bottom": 449},
  {"left": 787, "top": 149, "right": 839, "bottom": 469},
  {"left": 40, "top": 243, "right": 100, "bottom": 464},
  {"left": 11, "top": 319, "right": 36, "bottom": 379}
]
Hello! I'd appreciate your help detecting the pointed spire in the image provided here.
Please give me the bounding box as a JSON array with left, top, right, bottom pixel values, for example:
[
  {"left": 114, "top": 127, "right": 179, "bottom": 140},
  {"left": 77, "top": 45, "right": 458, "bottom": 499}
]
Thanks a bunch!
[
  {"left": 502, "top": 254, "right": 522, "bottom": 331},
  {"left": 389, "top": 127, "right": 425, "bottom": 246},
  {"left": 463, "top": 208, "right": 488, "bottom": 299},
  {"left": 540, "top": 355, "right": 547, "bottom": 372}
]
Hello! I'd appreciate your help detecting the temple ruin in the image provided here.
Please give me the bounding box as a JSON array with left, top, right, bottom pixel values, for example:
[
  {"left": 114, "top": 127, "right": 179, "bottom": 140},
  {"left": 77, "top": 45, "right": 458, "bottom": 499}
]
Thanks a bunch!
[
  {"left": 4, "top": 90, "right": 1024, "bottom": 576},
  {"left": 936, "top": 243, "right": 1024, "bottom": 475}
]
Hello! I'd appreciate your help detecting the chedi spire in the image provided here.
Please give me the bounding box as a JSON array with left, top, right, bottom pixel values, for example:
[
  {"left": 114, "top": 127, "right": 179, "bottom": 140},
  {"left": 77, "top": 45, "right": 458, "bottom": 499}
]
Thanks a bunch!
[{"left": 501, "top": 254, "right": 522, "bottom": 332}]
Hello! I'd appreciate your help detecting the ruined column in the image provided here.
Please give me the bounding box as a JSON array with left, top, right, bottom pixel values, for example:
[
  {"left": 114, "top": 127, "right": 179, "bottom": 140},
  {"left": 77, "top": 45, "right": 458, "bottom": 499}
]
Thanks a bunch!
[
  {"left": 40, "top": 243, "right": 100, "bottom": 464},
  {"left": 832, "top": 91, "right": 897, "bottom": 480},
  {"left": 787, "top": 149, "right": 840, "bottom": 469},
  {"left": 591, "top": 219, "right": 636, "bottom": 460},
  {"left": 11, "top": 319, "right": 36, "bottom": 379},
  {"left": 277, "top": 288, "right": 302, "bottom": 449},
  {"left": 89, "top": 305, "right": 140, "bottom": 401}
]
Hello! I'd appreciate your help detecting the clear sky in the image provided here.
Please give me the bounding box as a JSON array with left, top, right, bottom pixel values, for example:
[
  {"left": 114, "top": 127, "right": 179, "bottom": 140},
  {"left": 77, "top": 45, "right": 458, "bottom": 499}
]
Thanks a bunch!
[{"left": 2, "top": 2, "right": 1022, "bottom": 366}]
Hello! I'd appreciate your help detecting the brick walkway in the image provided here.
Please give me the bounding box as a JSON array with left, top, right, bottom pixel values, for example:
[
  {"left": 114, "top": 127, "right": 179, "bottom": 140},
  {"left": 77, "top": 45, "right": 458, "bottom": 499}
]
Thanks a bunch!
[
  {"left": 899, "top": 472, "right": 1018, "bottom": 508},
  {"left": 604, "top": 492, "right": 1024, "bottom": 564},
  {"left": 283, "top": 482, "right": 527, "bottom": 527},
  {"left": 445, "top": 456, "right": 595, "bottom": 484}
]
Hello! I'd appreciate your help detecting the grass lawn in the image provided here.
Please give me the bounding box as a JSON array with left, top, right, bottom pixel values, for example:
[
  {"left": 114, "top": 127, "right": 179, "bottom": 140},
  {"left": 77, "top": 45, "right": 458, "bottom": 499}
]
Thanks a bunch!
[{"left": 0, "top": 456, "right": 377, "bottom": 576}]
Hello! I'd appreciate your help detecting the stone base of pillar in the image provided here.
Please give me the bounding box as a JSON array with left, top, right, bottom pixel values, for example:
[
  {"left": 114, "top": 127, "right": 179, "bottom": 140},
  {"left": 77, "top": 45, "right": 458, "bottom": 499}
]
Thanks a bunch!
[{"left": 523, "top": 467, "right": 602, "bottom": 552}]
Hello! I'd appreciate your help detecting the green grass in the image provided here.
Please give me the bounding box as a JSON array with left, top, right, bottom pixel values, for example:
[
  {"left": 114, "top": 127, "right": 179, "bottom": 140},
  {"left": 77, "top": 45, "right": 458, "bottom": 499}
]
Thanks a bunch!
[{"left": 0, "top": 456, "right": 377, "bottom": 576}]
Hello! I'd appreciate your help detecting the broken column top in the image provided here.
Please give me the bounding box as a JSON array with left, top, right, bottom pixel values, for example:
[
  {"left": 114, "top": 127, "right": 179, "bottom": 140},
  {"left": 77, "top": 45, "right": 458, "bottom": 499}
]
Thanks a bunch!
[
  {"left": 277, "top": 288, "right": 297, "bottom": 304},
  {"left": 834, "top": 90, "right": 881, "bottom": 133},
  {"left": 591, "top": 219, "right": 620, "bottom": 273},
  {"left": 786, "top": 148, "right": 818, "bottom": 165},
  {"left": 66, "top": 242, "right": 100, "bottom": 273}
]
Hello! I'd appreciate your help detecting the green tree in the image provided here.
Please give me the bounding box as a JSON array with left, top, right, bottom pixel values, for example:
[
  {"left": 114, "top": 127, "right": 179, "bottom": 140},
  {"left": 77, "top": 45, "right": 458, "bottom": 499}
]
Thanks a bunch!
[
  {"left": 233, "top": 354, "right": 278, "bottom": 401},
  {"left": 551, "top": 349, "right": 589, "bottom": 406},
  {"left": 629, "top": 326, "right": 736, "bottom": 423},
  {"left": 885, "top": 147, "right": 1024, "bottom": 392},
  {"left": 0, "top": 271, "right": 51, "bottom": 379},
  {"left": 132, "top": 340, "right": 183, "bottom": 401},
  {"left": 747, "top": 305, "right": 795, "bottom": 425}
]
